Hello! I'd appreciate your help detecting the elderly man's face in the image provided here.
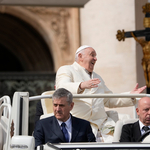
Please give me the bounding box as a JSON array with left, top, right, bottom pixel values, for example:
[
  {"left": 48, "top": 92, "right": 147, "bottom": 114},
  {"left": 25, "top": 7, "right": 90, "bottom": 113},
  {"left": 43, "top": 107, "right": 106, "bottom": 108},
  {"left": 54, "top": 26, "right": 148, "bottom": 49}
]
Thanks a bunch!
[
  {"left": 80, "top": 47, "right": 97, "bottom": 72},
  {"left": 53, "top": 97, "right": 74, "bottom": 122},
  {"left": 136, "top": 97, "right": 150, "bottom": 126}
]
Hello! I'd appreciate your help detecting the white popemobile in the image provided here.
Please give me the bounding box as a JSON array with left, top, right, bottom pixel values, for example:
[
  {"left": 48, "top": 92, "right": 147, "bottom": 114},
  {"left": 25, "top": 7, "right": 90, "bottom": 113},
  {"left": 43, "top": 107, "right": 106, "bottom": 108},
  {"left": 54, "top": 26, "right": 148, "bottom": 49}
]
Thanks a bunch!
[
  {"left": 0, "top": 91, "right": 150, "bottom": 150},
  {"left": 0, "top": 0, "right": 149, "bottom": 149}
]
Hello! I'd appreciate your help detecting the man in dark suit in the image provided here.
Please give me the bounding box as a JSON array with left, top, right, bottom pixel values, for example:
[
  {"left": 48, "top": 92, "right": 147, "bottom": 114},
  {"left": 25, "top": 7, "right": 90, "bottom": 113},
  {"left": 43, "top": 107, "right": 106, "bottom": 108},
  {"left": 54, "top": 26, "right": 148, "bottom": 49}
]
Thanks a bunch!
[
  {"left": 33, "top": 88, "right": 96, "bottom": 148},
  {"left": 120, "top": 97, "right": 150, "bottom": 142}
]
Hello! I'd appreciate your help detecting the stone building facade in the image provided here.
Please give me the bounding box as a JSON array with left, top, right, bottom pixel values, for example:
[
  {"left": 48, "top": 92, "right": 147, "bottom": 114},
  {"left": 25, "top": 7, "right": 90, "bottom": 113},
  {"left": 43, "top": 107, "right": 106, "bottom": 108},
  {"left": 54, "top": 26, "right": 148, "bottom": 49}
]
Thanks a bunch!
[{"left": 0, "top": 0, "right": 149, "bottom": 133}]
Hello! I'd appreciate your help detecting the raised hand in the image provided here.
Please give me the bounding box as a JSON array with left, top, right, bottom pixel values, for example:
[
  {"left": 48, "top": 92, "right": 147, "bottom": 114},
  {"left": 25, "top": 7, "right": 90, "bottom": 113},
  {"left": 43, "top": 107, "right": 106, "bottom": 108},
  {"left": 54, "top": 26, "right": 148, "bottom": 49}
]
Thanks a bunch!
[
  {"left": 130, "top": 83, "right": 146, "bottom": 94},
  {"left": 79, "top": 78, "right": 101, "bottom": 90}
]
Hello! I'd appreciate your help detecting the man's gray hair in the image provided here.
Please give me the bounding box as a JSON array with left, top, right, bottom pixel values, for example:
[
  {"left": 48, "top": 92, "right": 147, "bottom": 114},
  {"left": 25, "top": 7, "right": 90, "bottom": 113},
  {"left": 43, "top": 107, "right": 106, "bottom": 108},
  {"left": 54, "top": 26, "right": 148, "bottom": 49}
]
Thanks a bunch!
[
  {"left": 52, "top": 88, "right": 73, "bottom": 104},
  {"left": 75, "top": 49, "right": 85, "bottom": 62}
]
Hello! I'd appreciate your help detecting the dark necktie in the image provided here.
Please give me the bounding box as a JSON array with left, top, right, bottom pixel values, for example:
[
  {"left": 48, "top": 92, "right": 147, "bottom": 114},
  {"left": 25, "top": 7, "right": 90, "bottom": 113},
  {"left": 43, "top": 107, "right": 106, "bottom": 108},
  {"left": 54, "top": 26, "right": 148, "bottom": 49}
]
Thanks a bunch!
[
  {"left": 61, "top": 122, "right": 69, "bottom": 142},
  {"left": 142, "top": 126, "right": 150, "bottom": 132}
]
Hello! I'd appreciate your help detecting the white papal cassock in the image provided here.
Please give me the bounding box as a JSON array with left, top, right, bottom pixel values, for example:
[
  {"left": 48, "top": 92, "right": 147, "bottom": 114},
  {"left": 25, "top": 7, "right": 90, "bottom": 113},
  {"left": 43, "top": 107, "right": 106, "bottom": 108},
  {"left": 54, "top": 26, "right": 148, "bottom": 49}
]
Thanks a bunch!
[{"left": 56, "top": 62, "right": 135, "bottom": 142}]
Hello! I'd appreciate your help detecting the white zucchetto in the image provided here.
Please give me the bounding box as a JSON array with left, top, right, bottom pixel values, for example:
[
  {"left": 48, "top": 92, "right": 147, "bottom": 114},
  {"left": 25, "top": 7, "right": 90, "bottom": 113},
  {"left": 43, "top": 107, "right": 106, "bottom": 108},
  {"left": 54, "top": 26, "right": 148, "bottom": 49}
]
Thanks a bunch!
[{"left": 75, "top": 45, "right": 92, "bottom": 54}]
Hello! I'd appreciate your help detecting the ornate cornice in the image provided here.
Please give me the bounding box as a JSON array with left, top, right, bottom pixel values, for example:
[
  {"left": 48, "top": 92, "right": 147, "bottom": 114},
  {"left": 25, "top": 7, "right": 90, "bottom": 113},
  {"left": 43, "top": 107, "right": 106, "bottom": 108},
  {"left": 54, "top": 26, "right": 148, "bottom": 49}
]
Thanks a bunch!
[{"left": 25, "top": 7, "right": 70, "bottom": 51}]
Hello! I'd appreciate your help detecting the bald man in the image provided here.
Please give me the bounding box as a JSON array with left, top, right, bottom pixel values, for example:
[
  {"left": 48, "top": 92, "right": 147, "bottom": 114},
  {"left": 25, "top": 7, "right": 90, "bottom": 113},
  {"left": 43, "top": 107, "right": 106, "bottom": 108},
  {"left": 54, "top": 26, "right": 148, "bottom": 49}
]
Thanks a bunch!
[
  {"left": 120, "top": 97, "right": 150, "bottom": 142},
  {"left": 56, "top": 45, "right": 146, "bottom": 142}
]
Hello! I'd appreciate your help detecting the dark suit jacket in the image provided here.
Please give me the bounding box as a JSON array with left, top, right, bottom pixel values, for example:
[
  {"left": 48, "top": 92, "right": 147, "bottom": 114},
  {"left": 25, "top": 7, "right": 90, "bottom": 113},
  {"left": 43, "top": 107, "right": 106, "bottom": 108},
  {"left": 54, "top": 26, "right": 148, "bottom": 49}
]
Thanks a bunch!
[
  {"left": 34, "top": 115, "right": 96, "bottom": 148},
  {"left": 120, "top": 121, "right": 141, "bottom": 142}
]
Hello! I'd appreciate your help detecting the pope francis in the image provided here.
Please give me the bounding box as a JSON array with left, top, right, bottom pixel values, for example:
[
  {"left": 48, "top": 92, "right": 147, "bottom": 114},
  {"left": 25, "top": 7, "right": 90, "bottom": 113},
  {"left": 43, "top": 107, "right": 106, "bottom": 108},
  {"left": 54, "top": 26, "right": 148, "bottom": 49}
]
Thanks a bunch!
[{"left": 55, "top": 45, "right": 146, "bottom": 142}]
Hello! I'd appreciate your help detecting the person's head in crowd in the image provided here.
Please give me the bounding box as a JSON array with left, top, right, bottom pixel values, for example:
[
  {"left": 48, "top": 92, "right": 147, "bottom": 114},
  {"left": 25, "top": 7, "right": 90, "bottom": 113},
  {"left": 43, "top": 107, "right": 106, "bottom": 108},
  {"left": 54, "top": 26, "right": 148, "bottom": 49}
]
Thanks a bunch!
[
  {"left": 136, "top": 97, "right": 150, "bottom": 126},
  {"left": 75, "top": 45, "right": 97, "bottom": 73},
  {"left": 52, "top": 88, "right": 74, "bottom": 122}
]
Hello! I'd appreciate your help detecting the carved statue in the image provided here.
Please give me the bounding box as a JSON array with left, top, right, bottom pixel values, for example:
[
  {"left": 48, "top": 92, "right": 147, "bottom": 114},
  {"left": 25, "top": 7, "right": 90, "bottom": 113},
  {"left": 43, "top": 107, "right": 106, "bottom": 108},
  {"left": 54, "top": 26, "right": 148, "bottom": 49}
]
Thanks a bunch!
[{"left": 131, "top": 32, "right": 150, "bottom": 87}]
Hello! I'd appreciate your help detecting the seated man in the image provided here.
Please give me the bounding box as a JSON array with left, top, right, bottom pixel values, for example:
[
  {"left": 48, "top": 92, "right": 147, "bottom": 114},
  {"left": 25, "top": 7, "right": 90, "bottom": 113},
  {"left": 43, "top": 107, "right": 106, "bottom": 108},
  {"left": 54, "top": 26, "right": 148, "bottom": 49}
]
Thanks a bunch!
[
  {"left": 56, "top": 45, "right": 146, "bottom": 142},
  {"left": 120, "top": 97, "right": 150, "bottom": 142},
  {"left": 33, "top": 88, "right": 96, "bottom": 148}
]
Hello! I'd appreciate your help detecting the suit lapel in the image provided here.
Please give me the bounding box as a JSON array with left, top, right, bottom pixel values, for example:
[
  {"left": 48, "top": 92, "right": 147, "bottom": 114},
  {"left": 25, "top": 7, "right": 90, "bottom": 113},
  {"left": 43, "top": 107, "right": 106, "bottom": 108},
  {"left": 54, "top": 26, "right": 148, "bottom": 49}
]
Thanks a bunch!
[
  {"left": 73, "top": 62, "right": 100, "bottom": 94},
  {"left": 133, "top": 121, "right": 141, "bottom": 142},
  {"left": 73, "top": 62, "right": 91, "bottom": 81},
  {"left": 71, "top": 116, "right": 79, "bottom": 142},
  {"left": 50, "top": 116, "right": 65, "bottom": 142}
]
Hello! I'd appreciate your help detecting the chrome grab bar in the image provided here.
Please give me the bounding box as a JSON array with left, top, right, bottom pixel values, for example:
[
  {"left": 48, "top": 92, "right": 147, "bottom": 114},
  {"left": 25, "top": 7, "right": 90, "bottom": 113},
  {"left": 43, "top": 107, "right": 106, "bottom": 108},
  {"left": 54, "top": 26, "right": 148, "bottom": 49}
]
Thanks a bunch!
[{"left": 29, "top": 93, "right": 149, "bottom": 101}]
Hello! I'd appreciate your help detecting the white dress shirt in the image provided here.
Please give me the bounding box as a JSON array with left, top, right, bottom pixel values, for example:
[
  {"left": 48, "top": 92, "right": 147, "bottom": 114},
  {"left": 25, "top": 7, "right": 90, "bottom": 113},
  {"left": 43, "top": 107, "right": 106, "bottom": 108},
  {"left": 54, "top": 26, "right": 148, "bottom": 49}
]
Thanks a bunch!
[
  {"left": 57, "top": 116, "right": 72, "bottom": 142},
  {"left": 139, "top": 120, "right": 150, "bottom": 135}
]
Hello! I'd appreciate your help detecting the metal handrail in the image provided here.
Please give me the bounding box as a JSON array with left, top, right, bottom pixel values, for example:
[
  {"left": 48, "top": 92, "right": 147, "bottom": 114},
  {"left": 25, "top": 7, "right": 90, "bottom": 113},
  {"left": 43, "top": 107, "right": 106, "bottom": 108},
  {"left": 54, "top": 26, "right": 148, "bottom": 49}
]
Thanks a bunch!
[{"left": 29, "top": 93, "right": 149, "bottom": 101}]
